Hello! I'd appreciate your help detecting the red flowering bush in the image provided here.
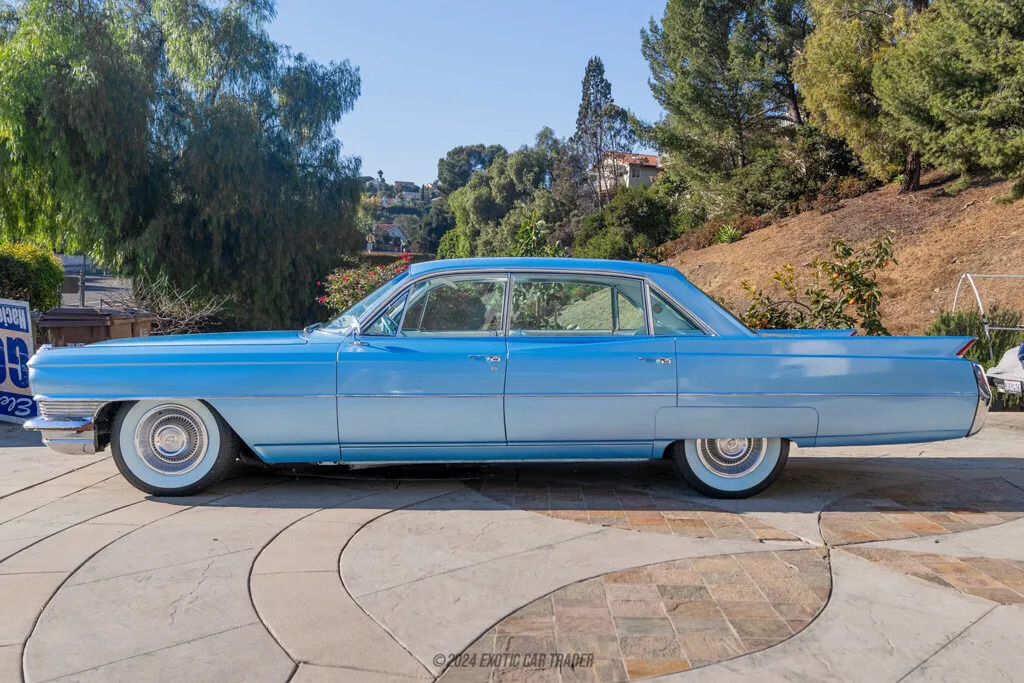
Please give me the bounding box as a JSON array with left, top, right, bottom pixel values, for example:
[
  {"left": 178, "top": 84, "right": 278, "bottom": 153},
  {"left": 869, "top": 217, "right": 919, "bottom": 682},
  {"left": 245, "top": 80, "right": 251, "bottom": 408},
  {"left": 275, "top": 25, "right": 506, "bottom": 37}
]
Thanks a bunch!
[{"left": 320, "top": 253, "right": 413, "bottom": 314}]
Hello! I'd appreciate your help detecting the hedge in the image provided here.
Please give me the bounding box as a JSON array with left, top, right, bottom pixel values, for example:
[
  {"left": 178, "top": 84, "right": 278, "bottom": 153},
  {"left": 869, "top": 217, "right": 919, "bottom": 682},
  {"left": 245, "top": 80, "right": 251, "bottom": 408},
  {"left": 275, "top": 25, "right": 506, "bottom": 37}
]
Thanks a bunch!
[{"left": 0, "top": 243, "right": 64, "bottom": 311}]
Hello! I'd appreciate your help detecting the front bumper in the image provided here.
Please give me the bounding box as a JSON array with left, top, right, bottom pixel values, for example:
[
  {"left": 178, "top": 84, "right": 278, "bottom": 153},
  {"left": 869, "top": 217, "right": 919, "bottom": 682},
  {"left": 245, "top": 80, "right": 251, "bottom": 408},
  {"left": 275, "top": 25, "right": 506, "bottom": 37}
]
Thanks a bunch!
[
  {"left": 968, "top": 362, "right": 992, "bottom": 437},
  {"left": 23, "top": 399, "right": 107, "bottom": 455},
  {"left": 24, "top": 416, "right": 97, "bottom": 455}
]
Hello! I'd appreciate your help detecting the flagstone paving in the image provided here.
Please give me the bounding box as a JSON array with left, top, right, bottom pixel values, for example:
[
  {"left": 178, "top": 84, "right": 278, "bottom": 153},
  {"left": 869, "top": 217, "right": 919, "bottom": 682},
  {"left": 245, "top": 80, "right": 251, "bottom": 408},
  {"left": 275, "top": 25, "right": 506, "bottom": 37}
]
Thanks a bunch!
[
  {"left": 436, "top": 549, "right": 830, "bottom": 682},
  {"left": 0, "top": 414, "right": 1021, "bottom": 682},
  {"left": 471, "top": 482, "right": 800, "bottom": 541}
]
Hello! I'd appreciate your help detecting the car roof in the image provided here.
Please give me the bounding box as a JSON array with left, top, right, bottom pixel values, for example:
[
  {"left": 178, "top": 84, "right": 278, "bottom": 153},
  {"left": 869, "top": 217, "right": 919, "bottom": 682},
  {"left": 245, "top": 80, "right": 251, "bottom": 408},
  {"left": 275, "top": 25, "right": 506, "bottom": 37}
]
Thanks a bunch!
[{"left": 408, "top": 257, "right": 687, "bottom": 280}]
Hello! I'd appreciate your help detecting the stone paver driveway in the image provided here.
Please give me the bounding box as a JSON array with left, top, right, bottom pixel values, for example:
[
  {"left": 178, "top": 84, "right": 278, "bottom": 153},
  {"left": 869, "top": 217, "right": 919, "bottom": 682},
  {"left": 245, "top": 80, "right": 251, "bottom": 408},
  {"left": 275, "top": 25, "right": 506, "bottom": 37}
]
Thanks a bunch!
[{"left": 1, "top": 416, "right": 1023, "bottom": 682}]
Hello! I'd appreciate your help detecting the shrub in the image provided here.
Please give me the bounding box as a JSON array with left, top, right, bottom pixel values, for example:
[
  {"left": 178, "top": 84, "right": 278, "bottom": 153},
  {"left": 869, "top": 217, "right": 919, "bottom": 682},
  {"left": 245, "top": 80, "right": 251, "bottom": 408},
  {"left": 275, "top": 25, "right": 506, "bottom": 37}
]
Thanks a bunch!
[
  {"left": 573, "top": 186, "right": 672, "bottom": 261},
  {"left": 713, "top": 225, "right": 743, "bottom": 244},
  {"left": 926, "top": 305, "right": 1024, "bottom": 367},
  {"left": 659, "top": 215, "right": 769, "bottom": 258},
  {"left": 740, "top": 234, "right": 897, "bottom": 335},
  {"left": 108, "top": 274, "right": 231, "bottom": 335},
  {"left": 322, "top": 253, "right": 412, "bottom": 314},
  {"left": 0, "top": 243, "right": 63, "bottom": 311}
]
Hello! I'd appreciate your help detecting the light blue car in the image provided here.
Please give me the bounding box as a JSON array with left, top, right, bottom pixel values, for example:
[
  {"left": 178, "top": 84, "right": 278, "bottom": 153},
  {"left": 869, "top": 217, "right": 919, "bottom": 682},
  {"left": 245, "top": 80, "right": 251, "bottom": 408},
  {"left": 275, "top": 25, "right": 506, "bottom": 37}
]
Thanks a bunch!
[{"left": 24, "top": 258, "right": 991, "bottom": 498}]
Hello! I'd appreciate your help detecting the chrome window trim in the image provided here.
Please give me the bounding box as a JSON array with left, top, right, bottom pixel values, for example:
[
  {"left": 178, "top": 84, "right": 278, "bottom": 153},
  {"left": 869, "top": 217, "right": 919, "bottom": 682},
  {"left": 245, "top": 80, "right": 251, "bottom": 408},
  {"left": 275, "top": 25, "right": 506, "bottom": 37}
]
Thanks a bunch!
[
  {"left": 646, "top": 281, "right": 716, "bottom": 337},
  {"left": 361, "top": 272, "right": 510, "bottom": 340},
  {"left": 506, "top": 270, "right": 652, "bottom": 338},
  {"left": 357, "top": 267, "right": 665, "bottom": 335}
]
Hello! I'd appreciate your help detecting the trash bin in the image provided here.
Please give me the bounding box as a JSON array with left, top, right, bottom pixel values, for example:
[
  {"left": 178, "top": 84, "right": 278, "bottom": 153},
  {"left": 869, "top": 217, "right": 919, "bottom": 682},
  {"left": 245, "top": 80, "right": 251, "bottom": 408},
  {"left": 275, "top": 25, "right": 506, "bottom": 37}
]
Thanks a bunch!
[
  {"left": 121, "top": 308, "right": 154, "bottom": 337},
  {"left": 37, "top": 307, "right": 136, "bottom": 346}
]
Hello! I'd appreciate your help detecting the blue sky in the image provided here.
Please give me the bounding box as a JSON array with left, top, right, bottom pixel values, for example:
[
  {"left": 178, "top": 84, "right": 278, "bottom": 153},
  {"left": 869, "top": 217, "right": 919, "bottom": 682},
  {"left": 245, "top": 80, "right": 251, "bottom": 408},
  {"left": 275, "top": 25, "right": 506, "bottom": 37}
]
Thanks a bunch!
[{"left": 268, "top": 1, "right": 666, "bottom": 184}]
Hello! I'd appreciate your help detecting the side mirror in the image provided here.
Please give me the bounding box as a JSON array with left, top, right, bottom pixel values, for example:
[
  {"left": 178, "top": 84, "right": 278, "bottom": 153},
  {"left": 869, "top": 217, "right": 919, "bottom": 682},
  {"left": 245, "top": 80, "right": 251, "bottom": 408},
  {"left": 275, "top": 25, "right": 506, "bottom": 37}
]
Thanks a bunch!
[{"left": 351, "top": 319, "right": 365, "bottom": 346}]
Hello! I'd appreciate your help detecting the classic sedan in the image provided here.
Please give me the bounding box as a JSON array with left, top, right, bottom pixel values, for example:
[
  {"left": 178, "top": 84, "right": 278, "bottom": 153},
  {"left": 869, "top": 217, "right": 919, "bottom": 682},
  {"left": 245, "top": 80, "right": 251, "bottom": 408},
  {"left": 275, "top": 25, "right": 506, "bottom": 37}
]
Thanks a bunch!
[{"left": 24, "top": 258, "right": 991, "bottom": 498}]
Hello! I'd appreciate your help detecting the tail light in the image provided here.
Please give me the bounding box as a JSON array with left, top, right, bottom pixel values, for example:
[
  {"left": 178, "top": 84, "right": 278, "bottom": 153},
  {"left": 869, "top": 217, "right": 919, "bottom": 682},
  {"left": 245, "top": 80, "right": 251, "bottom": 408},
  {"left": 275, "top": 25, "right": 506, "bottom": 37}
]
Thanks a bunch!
[{"left": 956, "top": 339, "right": 977, "bottom": 357}]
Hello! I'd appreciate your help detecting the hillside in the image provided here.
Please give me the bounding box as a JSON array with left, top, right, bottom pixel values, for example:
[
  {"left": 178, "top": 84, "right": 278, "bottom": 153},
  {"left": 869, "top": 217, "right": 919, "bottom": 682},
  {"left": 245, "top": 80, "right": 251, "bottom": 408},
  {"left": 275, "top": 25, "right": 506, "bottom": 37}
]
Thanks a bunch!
[{"left": 663, "top": 173, "right": 1024, "bottom": 335}]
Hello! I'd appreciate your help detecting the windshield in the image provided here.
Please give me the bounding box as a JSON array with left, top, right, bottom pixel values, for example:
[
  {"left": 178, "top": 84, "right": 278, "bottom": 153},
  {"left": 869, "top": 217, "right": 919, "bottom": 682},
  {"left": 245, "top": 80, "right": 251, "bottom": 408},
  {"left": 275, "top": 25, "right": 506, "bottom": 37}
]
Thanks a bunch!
[{"left": 323, "top": 270, "right": 411, "bottom": 331}]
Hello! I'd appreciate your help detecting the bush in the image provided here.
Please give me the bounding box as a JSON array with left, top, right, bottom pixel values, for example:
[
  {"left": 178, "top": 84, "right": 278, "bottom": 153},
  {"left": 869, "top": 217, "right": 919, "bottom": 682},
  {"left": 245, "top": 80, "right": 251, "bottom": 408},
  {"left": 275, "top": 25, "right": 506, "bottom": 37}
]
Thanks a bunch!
[
  {"left": 926, "top": 305, "right": 1024, "bottom": 367},
  {"left": 0, "top": 243, "right": 63, "bottom": 311},
  {"left": 322, "top": 253, "right": 412, "bottom": 314},
  {"left": 740, "top": 234, "right": 897, "bottom": 335},
  {"left": 713, "top": 225, "right": 743, "bottom": 244},
  {"left": 573, "top": 186, "right": 672, "bottom": 261},
  {"left": 659, "top": 215, "right": 769, "bottom": 258}
]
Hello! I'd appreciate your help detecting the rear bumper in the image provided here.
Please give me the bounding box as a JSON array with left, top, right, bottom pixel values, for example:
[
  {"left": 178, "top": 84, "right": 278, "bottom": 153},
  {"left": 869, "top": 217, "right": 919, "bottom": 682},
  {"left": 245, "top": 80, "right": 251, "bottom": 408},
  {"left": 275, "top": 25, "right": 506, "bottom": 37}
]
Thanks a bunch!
[
  {"left": 23, "top": 417, "right": 97, "bottom": 455},
  {"left": 968, "top": 363, "right": 992, "bottom": 437}
]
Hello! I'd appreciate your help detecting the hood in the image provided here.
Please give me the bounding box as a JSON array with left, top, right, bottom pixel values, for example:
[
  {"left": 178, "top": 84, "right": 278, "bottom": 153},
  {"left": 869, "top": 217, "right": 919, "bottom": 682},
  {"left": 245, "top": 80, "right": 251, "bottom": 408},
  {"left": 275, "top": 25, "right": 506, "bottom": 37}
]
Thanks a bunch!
[{"left": 90, "top": 330, "right": 307, "bottom": 347}]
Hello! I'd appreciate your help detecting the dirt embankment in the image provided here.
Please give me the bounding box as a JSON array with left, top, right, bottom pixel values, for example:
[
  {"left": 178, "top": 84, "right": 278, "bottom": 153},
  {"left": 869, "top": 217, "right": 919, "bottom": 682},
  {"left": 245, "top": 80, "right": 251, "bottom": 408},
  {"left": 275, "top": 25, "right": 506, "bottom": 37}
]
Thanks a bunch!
[{"left": 663, "top": 173, "right": 1024, "bottom": 335}]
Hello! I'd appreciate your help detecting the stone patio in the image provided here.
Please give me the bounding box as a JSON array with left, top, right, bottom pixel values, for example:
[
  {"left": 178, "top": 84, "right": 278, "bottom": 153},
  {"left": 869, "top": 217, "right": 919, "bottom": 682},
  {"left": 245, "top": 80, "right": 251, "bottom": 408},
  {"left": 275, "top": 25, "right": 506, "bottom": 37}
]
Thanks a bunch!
[{"left": 0, "top": 415, "right": 1022, "bottom": 682}]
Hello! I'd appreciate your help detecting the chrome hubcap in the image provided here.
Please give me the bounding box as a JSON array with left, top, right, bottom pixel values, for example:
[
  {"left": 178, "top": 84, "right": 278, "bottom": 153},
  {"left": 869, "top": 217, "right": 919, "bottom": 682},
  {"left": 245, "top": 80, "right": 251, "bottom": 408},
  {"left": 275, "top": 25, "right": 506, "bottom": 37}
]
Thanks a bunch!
[
  {"left": 134, "top": 405, "right": 208, "bottom": 476},
  {"left": 696, "top": 438, "right": 766, "bottom": 478}
]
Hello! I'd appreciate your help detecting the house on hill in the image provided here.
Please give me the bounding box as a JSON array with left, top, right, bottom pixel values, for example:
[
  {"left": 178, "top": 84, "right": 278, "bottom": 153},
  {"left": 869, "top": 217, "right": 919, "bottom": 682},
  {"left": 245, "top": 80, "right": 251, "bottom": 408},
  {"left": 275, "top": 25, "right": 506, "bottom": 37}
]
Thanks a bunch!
[
  {"left": 368, "top": 224, "right": 410, "bottom": 252},
  {"left": 592, "top": 152, "right": 662, "bottom": 194}
]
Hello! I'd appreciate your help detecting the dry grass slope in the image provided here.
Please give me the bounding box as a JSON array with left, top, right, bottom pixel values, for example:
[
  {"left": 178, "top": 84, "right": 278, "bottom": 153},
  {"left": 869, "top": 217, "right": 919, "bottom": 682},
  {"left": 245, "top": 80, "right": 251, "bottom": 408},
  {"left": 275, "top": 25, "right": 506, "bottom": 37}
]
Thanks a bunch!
[{"left": 663, "top": 173, "right": 1024, "bottom": 335}]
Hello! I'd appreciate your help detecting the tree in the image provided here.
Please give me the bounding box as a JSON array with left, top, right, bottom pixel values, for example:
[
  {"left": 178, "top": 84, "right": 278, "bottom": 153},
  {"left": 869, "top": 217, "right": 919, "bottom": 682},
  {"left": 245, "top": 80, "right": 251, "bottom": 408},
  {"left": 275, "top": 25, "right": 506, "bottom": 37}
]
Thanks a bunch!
[
  {"left": 574, "top": 186, "right": 673, "bottom": 260},
  {"left": 435, "top": 144, "right": 506, "bottom": 196},
  {"left": 416, "top": 200, "right": 455, "bottom": 253},
  {"left": 571, "top": 57, "right": 635, "bottom": 207},
  {"left": 796, "top": 0, "right": 929, "bottom": 192},
  {"left": 0, "top": 0, "right": 364, "bottom": 328},
  {"left": 642, "top": 1, "right": 807, "bottom": 175},
  {"left": 874, "top": 0, "right": 1024, "bottom": 195}
]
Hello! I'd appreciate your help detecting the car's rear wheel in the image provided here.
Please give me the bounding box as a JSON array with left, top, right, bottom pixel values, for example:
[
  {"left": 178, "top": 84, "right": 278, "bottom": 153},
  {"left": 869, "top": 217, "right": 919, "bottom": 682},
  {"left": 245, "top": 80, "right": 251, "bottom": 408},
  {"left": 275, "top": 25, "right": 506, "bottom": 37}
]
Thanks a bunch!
[
  {"left": 670, "top": 437, "right": 789, "bottom": 499},
  {"left": 111, "top": 400, "right": 238, "bottom": 496}
]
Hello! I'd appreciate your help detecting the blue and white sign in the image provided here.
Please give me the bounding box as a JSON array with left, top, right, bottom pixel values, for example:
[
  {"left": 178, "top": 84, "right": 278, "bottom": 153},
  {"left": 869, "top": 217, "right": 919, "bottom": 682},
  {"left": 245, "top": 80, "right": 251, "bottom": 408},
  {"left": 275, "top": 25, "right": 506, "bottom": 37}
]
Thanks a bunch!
[{"left": 0, "top": 298, "right": 37, "bottom": 421}]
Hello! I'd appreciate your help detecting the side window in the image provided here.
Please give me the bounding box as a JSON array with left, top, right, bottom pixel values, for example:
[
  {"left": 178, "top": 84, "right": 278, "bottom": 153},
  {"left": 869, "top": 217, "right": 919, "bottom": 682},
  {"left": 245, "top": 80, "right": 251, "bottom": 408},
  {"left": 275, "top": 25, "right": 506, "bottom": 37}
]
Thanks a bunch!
[
  {"left": 650, "top": 289, "right": 704, "bottom": 336},
  {"left": 363, "top": 294, "right": 407, "bottom": 336},
  {"left": 510, "top": 275, "right": 646, "bottom": 336},
  {"left": 399, "top": 275, "right": 506, "bottom": 336}
]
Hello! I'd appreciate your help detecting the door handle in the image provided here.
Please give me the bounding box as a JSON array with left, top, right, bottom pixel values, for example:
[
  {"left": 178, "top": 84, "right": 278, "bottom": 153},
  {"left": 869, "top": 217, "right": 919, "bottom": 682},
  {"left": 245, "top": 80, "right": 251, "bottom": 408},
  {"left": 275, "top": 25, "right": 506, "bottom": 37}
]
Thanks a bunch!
[
  {"left": 639, "top": 356, "right": 673, "bottom": 365},
  {"left": 468, "top": 354, "right": 503, "bottom": 363}
]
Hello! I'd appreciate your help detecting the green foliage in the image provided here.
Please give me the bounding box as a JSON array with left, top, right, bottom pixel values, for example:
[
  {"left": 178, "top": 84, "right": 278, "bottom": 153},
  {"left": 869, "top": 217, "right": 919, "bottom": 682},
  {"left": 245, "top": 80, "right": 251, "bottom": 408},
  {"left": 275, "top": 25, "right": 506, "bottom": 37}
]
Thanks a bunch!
[
  {"left": 662, "top": 215, "right": 769, "bottom": 255},
  {"left": 0, "top": 0, "right": 364, "bottom": 329},
  {"left": 926, "top": 306, "right": 1024, "bottom": 367},
  {"left": 642, "top": 0, "right": 809, "bottom": 174},
  {"left": 874, "top": 0, "right": 1024, "bottom": 184},
  {"left": 571, "top": 56, "right": 636, "bottom": 206},
  {"left": 0, "top": 242, "right": 63, "bottom": 311},
  {"left": 796, "top": 0, "right": 910, "bottom": 181},
  {"left": 741, "top": 234, "right": 898, "bottom": 334},
  {"left": 322, "top": 253, "right": 412, "bottom": 315},
  {"left": 713, "top": 225, "right": 744, "bottom": 244},
  {"left": 436, "top": 228, "right": 469, "bottom": 260},
  {"left": 574, "top": 186, "right": 673, "bottom": 260},
  {"left": 513, "top": 210, "right": 561, "bottom": 258},
  {"left": 414, "top": 201, "right": 455, "bottom": 253},
  {"left": 436, "top": 144, "right": 506, "bottom": 196}
]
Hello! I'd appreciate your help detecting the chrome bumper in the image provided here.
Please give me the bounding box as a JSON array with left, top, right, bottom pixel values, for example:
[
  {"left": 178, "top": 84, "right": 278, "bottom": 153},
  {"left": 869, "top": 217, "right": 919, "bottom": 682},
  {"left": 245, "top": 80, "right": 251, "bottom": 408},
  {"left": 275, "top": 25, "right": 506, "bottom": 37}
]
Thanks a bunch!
[
  {"left": 967, "top": 362, "right": 992, "bottom": 437},
  {"left": 23, "top": 416, "right": 97, "bottom": 455}
]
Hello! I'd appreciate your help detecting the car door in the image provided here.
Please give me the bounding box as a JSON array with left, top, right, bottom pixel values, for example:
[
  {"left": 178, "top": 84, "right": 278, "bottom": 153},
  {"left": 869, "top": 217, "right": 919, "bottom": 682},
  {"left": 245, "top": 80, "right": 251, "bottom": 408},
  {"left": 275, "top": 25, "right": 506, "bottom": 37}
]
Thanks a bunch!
[
  {"left": 337, "top": 273, "right": 508, "bottom": 461},
  {"left": 504, "top": 273, "right": 676, "bottom": 457}
]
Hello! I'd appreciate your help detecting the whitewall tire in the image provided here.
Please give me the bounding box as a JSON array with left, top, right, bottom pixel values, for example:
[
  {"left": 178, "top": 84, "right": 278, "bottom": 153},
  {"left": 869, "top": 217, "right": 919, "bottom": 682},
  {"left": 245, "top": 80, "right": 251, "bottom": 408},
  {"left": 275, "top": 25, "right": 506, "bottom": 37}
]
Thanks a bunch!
[
  {"left": 671, "top": 438, "right": 789, "bottom": 499},
  {"left": 111, "top": 400, "right": 238, "bottom": 496}
]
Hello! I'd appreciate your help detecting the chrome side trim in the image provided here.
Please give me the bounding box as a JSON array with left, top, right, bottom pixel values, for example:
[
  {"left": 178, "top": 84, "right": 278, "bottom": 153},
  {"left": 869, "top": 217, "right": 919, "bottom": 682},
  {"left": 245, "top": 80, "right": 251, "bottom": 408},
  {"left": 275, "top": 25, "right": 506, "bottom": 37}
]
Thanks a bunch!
[
  {"left": 33, "top": 395, "right": 335, "bottom": 402},
  {"left": 344, "top": 458, "right": 655, "bottom": 469},
  {"left": 339, "top": 393, "right": 677, "bottom": 398},
  {"left": 676, "top": 391, "right": 977, "bottom": 398}
]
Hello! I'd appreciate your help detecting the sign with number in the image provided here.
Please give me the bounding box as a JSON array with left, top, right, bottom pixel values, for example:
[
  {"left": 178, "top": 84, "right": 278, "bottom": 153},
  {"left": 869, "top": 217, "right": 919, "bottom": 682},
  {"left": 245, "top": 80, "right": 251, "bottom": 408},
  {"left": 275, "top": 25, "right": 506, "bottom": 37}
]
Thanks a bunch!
[{"left": 0, "top": 298, "right": 37, "bottom": 421}]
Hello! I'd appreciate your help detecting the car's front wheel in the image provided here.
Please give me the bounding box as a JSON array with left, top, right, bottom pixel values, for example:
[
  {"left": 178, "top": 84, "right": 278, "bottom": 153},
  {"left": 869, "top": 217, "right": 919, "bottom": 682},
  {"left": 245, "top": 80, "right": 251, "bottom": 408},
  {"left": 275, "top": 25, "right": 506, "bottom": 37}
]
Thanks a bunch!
[
  {"left": 111, "top": 399, "right": 238, "bottom": 496},
  {"left": 670, "top": 437, "right": 789, "bottom": 499}
]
